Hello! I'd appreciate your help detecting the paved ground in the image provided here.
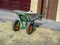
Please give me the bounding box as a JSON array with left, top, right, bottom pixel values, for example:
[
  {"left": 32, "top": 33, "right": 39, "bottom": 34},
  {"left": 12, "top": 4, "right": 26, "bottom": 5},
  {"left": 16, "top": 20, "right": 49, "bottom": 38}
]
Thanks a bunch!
[
  {"left": 0, "top": 21, "right": 60, "bottom": 45},
  {"left": 0, "top": 9, "right": 60, "bottom": 31},
  {"left": 0, "top": 9, "right": 60, "bottom": 45}
]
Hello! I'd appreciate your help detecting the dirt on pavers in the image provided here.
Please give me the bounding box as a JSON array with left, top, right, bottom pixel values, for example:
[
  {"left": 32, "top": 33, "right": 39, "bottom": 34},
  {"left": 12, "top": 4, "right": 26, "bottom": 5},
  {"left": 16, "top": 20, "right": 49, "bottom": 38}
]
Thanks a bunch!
[{"left": 0, "top": 21, "right": 60, "bottom": 45}]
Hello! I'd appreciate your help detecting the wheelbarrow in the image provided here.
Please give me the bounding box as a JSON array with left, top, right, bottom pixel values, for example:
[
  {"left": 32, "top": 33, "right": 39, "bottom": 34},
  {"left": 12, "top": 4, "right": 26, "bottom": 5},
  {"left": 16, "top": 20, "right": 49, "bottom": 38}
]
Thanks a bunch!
[{"left": 12, "top": 10, "right": 45, "bottom": 34}]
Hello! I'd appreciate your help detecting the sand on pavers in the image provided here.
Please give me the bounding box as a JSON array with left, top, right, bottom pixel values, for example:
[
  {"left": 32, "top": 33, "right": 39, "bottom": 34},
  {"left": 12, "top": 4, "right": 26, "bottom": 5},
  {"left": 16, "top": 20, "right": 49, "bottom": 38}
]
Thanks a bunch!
[{"left": 0, "top": 21, "right": 60, "bottom": 45}]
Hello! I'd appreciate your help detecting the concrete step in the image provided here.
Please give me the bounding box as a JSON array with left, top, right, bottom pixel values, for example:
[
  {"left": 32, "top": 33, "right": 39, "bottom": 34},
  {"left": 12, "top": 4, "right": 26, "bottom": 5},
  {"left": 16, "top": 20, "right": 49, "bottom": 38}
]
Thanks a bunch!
[{"left": 35, "top": 19, "right": 60, "bottom": 31}]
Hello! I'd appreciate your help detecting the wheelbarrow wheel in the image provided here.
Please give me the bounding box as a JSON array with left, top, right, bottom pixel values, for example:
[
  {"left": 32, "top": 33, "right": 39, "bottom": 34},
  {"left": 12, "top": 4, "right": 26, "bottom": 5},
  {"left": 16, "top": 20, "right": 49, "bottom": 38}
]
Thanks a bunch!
[
  {"left": 13, "top": 20, "right": 20, "bottom": 31},
  {"left": 26, "top": 22, "right": 35, "bottom": 34}
]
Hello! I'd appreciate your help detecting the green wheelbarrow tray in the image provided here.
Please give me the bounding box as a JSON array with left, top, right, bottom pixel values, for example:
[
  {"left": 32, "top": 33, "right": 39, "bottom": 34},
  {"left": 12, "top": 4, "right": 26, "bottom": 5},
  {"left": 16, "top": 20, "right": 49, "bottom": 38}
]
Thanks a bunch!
[
  {"left": 13, "top": 10, "right": 45, "bottom": 34},
  {"left": 14, "top": 10, "right": 45, "bottom": 21}
]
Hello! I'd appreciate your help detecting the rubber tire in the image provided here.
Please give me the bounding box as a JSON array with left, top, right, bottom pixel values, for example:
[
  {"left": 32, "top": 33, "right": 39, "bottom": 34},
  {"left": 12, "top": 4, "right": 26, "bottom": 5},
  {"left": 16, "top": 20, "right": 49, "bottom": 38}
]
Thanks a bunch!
[
  {"left": 26, "top": 22, "right": 35, "bottom": 34},
  {"left": 13, "top": 20, "right": 20, "bottom": 31}
]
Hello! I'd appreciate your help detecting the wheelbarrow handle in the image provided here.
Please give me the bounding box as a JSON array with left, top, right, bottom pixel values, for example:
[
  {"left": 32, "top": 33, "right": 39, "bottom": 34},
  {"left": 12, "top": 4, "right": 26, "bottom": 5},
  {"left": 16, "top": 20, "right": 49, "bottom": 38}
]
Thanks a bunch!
[{"left": 31, "top": 13, "right": 45, "bottom": 21}]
